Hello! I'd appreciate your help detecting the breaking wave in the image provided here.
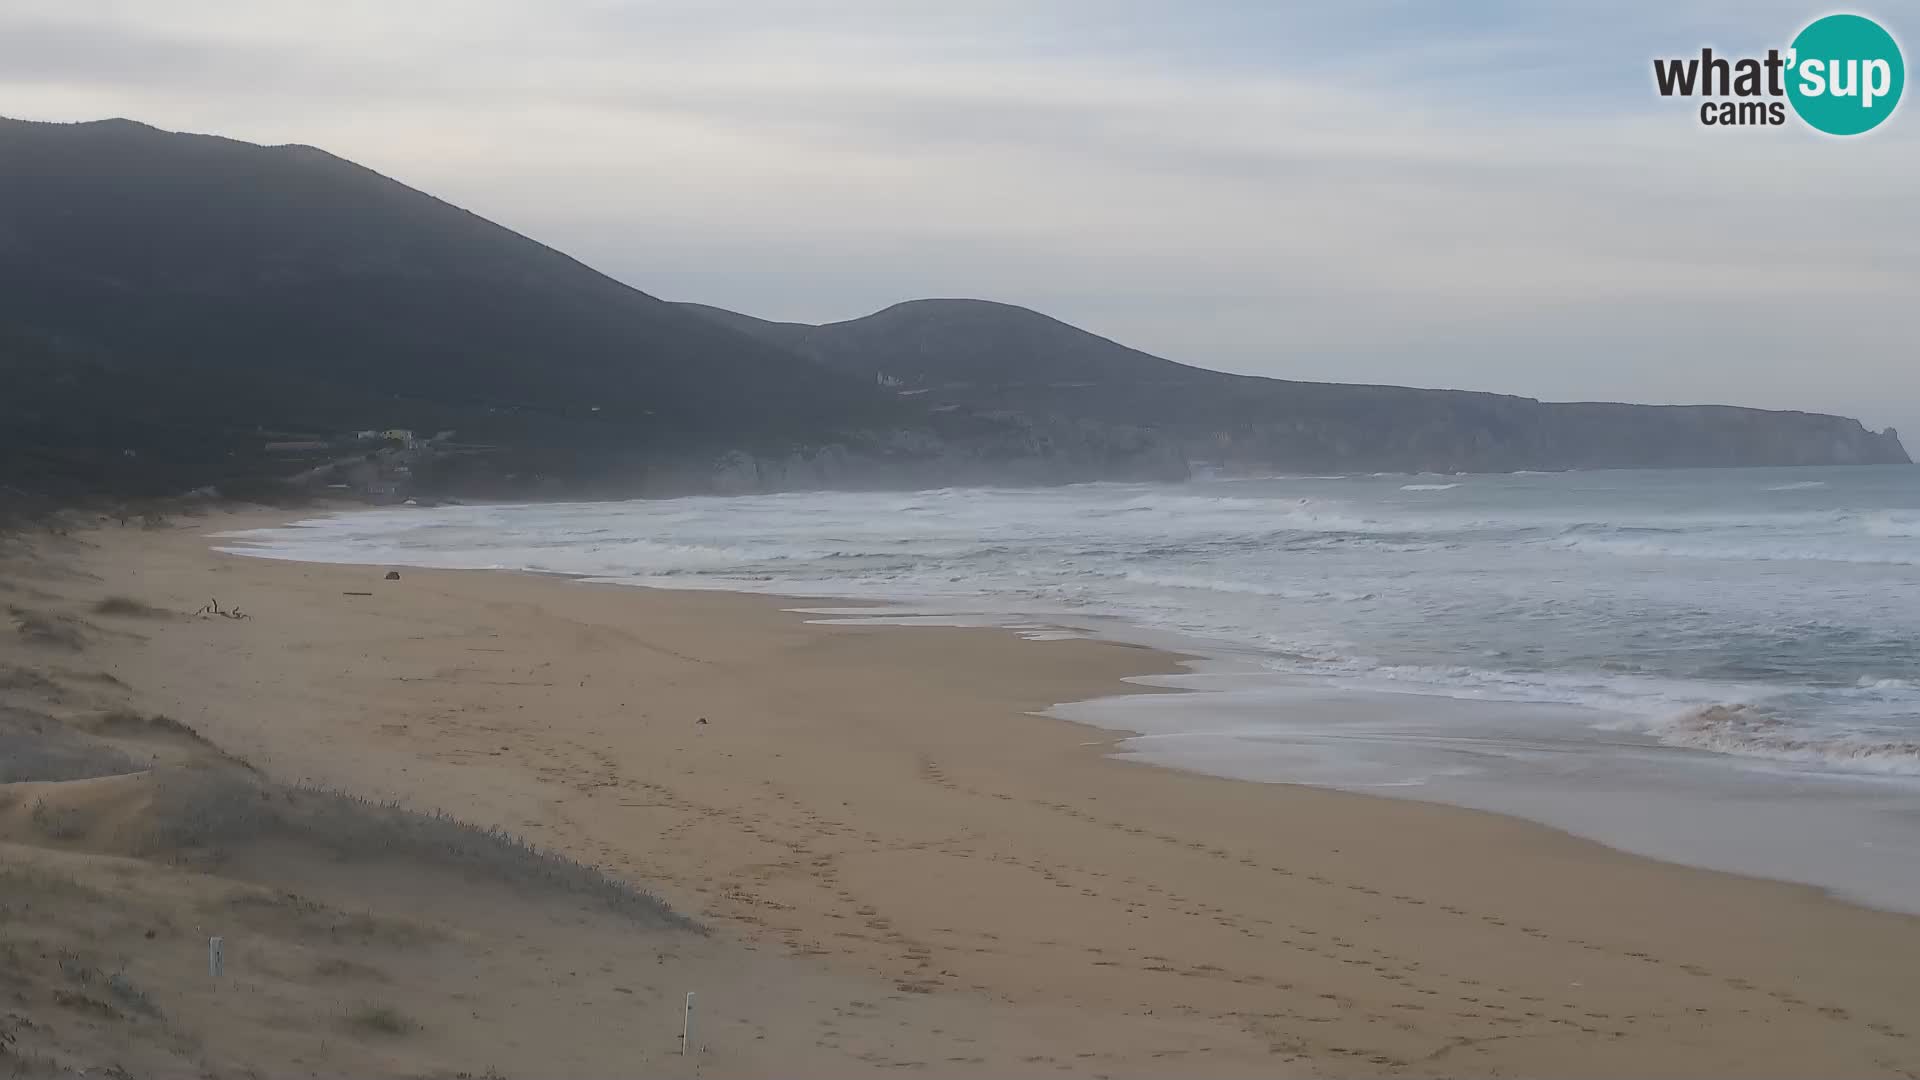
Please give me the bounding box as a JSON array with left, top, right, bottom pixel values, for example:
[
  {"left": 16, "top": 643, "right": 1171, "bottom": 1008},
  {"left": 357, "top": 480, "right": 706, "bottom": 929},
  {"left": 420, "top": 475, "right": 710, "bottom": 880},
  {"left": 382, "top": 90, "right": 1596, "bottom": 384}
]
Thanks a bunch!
[{"left": 1648, "top": 704, "right": 1920, "bottom": 776}]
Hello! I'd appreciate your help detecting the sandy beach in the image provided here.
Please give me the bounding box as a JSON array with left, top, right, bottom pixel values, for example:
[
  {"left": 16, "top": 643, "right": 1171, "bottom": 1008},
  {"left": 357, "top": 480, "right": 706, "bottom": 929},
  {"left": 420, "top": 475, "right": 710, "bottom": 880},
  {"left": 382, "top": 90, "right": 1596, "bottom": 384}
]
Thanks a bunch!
[{"left": 6, "top": 506, "right": 1920, "bottom": 1078}]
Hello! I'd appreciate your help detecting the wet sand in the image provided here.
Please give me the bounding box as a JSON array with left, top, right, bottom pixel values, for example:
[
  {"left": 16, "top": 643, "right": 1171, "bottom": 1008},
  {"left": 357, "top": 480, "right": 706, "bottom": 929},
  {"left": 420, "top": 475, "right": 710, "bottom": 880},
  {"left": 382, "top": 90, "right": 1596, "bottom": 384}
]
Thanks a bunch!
[{"left": 30, "top": 508, "right": 1920, "bottom": 1077}]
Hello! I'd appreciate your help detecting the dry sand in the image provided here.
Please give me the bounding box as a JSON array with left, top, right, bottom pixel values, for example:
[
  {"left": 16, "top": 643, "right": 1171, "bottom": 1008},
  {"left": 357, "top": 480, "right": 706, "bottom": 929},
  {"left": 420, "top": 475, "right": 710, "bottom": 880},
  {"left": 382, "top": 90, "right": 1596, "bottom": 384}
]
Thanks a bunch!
[{"left": 6, "top": 506, "right": 1920, "bottom": 1077}]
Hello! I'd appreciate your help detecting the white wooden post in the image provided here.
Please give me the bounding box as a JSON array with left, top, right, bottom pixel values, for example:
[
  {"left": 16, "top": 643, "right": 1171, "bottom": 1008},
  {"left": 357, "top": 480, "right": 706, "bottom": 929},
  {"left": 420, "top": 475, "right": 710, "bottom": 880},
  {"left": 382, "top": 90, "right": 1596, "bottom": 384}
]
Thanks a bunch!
[
  {"left": 683, "top": 991, "right": 695, "bottom": 1056},
  {"left": 208, "top": 936, "right": 224, "bottom": 980}
]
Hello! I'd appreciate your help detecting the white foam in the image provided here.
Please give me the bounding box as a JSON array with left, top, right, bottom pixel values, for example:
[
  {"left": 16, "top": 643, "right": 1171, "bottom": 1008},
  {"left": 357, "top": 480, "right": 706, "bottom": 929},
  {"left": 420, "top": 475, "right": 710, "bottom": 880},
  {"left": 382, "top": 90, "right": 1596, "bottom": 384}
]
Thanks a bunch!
[
  {"left": 1864, "top": 514, "right": 1920, "bottom": 539},
  {"left": 1121, "top": 571, "right": 1373, "bottom": 602},
  {"left": 1552, "top": 534, "right": 1920, "bottom": 566},
  {"left": 1645, "top": 704, "right": 1920, "bottom": 776},
  {"left": 1400, "top": 483, "right": 1460, "bottom": 491}
]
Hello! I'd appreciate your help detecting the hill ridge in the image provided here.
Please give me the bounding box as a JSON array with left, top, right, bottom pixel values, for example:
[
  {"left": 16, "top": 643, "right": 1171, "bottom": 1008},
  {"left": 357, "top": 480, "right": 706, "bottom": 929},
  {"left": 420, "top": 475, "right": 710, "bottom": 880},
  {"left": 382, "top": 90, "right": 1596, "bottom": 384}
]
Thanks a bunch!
[{"left": 677, "top": 298, "right": 1910, "bottom": 472}]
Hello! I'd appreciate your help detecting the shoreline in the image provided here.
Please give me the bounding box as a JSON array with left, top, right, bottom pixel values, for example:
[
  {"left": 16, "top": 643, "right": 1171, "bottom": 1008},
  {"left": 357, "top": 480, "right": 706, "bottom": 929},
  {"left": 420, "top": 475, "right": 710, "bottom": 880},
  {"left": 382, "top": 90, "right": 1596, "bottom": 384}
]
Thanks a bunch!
[
  {"left": 218, "top": 505, "right": 1920, "bottom": 917},
  {"left": 744, "top": 606, "right": 1920, "bottom": 918},
  {"left": 1054, "top": 666, "right": 1920, "bottom": 918},
  {"left": 19, "top": 506, "right": 1920, "bottom": 1076}
]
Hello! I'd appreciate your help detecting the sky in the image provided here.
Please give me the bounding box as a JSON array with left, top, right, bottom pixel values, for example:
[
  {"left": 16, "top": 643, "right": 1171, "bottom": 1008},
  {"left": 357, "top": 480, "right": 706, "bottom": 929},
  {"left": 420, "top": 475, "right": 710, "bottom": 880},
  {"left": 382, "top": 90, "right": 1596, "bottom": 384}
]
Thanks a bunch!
[{"left": 5, "top": 0, "right": 1918, "bottom": 438}]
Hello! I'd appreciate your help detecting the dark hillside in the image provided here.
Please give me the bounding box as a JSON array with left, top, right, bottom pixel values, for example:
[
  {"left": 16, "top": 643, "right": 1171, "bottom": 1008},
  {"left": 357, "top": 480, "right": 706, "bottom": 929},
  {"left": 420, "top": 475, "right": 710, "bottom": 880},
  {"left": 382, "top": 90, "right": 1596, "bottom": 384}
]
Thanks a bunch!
[
  {"left": 0, "top": 118, "right": 899, "bottom": 498},
  {"left": 681, "top": 299, "right": 1910, "bottom": 472}
]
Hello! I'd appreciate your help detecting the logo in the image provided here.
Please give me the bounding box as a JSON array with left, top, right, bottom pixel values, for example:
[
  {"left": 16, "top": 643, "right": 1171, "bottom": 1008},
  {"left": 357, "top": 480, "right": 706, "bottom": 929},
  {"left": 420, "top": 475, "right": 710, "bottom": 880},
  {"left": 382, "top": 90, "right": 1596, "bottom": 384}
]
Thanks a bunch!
[{"left": 1653, "top": 13, "right": 1904, "bottom": 134}]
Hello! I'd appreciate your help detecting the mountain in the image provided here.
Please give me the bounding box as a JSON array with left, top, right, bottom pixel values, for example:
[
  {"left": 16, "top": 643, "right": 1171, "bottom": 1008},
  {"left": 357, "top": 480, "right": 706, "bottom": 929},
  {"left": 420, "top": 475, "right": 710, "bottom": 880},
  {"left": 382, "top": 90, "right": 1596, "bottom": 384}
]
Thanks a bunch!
[
  {"left": 0, "top": 118, "right": 896, "bottom": 498},
  {"left": 1, "top": 119, "right": 1184, "bottom": 503},
  {"left": 679, "top": 299, "right": 1911, "bottom": 473},
  {"left": 1, "top": 118, "right": 1902, "bottom": 509}
]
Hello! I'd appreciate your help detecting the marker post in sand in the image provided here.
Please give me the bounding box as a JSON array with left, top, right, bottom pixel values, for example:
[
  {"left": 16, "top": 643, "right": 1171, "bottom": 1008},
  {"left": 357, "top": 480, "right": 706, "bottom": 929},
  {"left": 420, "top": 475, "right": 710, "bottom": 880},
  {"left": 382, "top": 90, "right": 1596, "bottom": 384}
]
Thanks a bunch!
[
  {"left": 208, "top": 936, "right": 224, "bottom": 983},
  {"left": 683, "top": 991, "right": 696, "bottom": 1056}
]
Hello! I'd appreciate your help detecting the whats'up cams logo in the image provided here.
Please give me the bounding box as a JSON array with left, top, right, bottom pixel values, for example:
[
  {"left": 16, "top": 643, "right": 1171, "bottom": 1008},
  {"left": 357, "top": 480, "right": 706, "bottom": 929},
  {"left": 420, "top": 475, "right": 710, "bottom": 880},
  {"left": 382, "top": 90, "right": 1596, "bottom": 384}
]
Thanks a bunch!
[{"left": 1654, "top": 13, "right": 1904, "bottom": 134}]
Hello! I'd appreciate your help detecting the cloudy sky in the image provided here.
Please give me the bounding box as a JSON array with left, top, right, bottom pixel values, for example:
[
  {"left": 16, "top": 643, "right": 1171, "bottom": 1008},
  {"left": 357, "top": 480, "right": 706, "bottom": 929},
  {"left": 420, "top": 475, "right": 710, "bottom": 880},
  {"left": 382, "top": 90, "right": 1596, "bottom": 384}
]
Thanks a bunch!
[{"left": 6, "top": 1, "right": 1918, "bottom": 437}]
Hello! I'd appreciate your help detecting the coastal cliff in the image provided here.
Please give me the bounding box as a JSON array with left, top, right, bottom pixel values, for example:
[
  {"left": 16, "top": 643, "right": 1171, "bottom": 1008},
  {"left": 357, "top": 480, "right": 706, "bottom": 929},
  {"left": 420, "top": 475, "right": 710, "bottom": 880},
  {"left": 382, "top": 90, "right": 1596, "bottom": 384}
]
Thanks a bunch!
[{"left": 681, "top": 299, "right": 1910, "bottom": 476}]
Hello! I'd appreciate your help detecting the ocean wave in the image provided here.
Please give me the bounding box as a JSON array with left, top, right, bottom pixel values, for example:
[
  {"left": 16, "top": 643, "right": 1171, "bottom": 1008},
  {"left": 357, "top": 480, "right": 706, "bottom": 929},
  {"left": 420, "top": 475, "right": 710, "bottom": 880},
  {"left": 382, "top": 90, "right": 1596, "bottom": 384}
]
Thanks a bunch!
[
  {"left": 1324, "top": 659, "right": 1737, "bottom": 716},
  {"left": 1765, "top": 480, "right": 1828, "bottom": 491},
  {"left": 1122, "top": 570, "right": 1375, "bottom": 602},
  {"left": 1400, "top": 483, "right": 1460, "bottom": 491},
  {"left": 1117, "top": 494, "right": 1270, "bottom": 512},
  {"left": 1553, "top": 535, "right": 1919, "bottom": 566},
  {"left": 1223, "top": 474, "right": 1349, "bottom": 481},
  {"left": 1863, "top": 514, "right": 1920, "bottom": 539},
  {"left": 1648, "top": 704, "right": 1920, "bottom": 776}
]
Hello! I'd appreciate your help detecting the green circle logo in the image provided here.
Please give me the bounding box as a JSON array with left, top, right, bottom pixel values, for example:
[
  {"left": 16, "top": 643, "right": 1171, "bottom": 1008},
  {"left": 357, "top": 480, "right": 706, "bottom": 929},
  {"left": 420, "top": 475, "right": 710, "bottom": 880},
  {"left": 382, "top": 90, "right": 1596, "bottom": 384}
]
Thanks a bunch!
[{"left": 1787, "top": 14, "right": 1905, "bottom": 135}]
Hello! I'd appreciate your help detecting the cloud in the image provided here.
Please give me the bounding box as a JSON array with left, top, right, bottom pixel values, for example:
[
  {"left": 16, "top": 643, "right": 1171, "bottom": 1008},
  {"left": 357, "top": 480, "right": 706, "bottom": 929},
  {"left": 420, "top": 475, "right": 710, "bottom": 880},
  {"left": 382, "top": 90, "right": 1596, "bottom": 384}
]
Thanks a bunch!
[{"left": 3, "top": 1, "right": 1916, "bottom": 432}]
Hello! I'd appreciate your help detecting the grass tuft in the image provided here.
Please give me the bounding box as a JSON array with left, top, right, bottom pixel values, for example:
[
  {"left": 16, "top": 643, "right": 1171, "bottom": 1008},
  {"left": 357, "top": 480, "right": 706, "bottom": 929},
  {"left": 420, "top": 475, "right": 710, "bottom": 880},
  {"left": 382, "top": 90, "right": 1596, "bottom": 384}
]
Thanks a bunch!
[
  {"left": 342, "top": 1003, "right": 417, "bottom": 1037},
  {"left": 312, "top": 956, "right": 390, "bottom": 981},
  {"left": 106, "top": 971, "right": 161, "bottom": 1017},
  {"left": 92, "top": 596, "right": 171, "bottom": 618},
  {"left": 96, "top": 708, "right": 197, "bottom": 737},
  {"left": 0, "top": 715, "right": 139, "bottom": 783},
  {"left": 136, "top": 770, "right": 694, "bottom": 929},
  {"left": 29, "top": 799, "right": 86, "bottom": 841},
  {"left": 0, "top": 665, "right": 63, "bottom": 697},
  {"left": 7, "top": 607, "right": 85, "bottom": 651}
]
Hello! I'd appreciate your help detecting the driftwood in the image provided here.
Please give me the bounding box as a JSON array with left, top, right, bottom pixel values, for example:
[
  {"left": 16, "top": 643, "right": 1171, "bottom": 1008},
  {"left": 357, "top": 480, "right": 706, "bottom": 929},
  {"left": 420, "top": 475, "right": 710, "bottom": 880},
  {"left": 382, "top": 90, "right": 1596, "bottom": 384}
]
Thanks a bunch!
[{"left": 195, "top": 598, "right": 251, "bottom": 620}]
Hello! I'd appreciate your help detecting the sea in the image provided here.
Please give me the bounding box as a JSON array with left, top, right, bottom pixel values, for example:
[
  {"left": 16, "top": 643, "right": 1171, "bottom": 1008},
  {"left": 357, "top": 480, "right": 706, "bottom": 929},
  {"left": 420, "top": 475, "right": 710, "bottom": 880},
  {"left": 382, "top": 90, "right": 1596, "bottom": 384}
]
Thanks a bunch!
[{"left": 218, "top": 464, "right": 1920, "bottom": 911}]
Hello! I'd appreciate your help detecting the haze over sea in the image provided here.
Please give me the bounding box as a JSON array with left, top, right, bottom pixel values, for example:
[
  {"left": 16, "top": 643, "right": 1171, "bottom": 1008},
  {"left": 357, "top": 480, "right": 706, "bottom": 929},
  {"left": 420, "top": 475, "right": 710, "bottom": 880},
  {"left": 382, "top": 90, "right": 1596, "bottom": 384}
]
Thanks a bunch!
[{"left": 223, "top": 465, "right": 1920, "bottom": 909}]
